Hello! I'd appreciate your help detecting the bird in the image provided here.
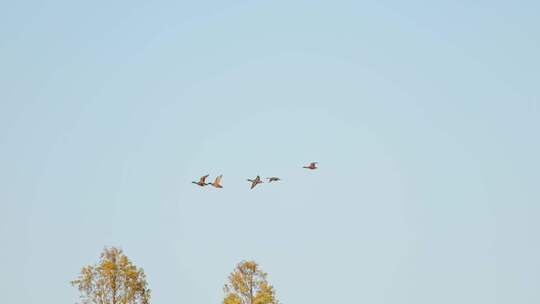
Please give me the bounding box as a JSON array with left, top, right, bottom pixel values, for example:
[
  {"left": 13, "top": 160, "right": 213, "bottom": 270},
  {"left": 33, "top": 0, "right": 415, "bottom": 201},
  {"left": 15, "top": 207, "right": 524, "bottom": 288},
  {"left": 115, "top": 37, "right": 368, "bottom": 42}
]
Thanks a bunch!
[
  {"left": 247, "top": 175, "right": 263, "bottom": 189},
  {"left": 209, "top": 174, "right": 223, "bottom": 188},
  {"left": 303, "top": 162, "right": 318, "bottom": 170},
  {"left": 192, "top": 174, "right": 209, "bottom": 187},
  {"left": 266, "top": 177, "right": 281, "bottom": 183}
]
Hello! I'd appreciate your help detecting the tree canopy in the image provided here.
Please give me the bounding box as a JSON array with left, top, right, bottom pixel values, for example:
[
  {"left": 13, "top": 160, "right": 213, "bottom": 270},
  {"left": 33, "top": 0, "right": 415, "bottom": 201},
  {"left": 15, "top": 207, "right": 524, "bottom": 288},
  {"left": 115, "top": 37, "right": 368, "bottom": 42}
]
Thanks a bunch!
[
  {"left": 71, "top": 247, "right": 150, "bottom": 304},
  {"left": 223, "top": 260, "right": 278, "bottom": 304}
]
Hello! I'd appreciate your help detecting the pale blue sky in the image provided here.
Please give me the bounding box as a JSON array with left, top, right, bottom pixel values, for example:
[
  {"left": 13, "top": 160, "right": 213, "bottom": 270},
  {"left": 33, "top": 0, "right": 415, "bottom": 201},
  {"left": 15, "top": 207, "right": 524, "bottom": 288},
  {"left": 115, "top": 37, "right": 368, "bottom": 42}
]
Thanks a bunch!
[{"left": 1, "top": 1, "right": 539, "bottom": 303}]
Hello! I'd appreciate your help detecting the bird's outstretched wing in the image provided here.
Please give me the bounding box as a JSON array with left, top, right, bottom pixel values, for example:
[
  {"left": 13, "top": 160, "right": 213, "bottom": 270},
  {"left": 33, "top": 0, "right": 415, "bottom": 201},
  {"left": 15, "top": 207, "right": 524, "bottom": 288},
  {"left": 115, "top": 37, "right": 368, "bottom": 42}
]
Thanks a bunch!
[
  {"left": 200, "top": 174, "right": 209, "bottom": 183},
  {"left": 215, "top": 175, "right": 222, "bottom": 184}
]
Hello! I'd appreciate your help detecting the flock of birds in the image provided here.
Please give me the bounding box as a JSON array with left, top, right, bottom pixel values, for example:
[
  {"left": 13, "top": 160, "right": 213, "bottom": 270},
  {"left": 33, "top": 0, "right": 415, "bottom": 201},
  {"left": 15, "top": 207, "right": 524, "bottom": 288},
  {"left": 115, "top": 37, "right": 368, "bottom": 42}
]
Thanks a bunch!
[{"left": 192, "top": 162, "right": 318, "bottom": 190}]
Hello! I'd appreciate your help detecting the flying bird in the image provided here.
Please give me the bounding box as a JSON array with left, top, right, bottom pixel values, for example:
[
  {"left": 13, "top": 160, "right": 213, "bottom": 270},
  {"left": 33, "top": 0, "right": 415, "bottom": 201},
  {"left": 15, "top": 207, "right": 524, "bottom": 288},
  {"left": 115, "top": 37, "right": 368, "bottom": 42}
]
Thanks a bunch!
[
  {"left": 209, "top": 175, "right": 223, "bottom": 188},
  {"left": 192, "top": 174, "right": 209, "bottom": 187},
  {"left": 266, "top": 177, "right": 281, "bottom": 182},
  {"left": 303, "top": 162, "right": 318, "bottom": 170},
  {"left": 247, "top": 175, "right": 263, "bottom": 189}
]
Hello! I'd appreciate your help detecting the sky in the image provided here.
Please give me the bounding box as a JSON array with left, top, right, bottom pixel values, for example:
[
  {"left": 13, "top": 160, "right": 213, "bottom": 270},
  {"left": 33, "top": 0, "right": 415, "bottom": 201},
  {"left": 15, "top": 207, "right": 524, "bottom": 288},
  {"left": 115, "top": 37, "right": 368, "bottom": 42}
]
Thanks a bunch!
[{"left": 0, "top": 1, "right": 539, "bottom": 303}]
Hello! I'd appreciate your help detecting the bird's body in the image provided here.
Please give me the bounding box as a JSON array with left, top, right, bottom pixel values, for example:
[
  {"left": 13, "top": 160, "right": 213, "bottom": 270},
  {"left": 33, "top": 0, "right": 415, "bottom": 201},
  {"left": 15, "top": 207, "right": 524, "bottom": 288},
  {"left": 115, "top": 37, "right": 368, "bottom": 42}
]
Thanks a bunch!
[
  {"left": 209, "top": 175, "right": 223, "bottom": 188},
  {"left": 303, "top": 162, "right": 318, "bottom": 170},
  {"left": 247, "top": 175, "right": 263, "bottom": 189},
  {"left": 266, "top": 177, "right": 281, "bottom": 183},
  {"left": 192, "top": 174, "right": 209, "bottom": 186}
]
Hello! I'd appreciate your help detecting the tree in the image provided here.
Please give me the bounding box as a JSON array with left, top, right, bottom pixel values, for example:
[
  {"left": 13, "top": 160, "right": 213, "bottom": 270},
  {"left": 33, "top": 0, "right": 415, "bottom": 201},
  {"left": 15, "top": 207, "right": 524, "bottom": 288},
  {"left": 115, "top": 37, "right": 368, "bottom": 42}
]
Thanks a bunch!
[
  {"left": 223, "top": 260, "right": 278, "bottom": 304},
  {"left": 71, "top": 247, "right": 150, "bottom": 304}
]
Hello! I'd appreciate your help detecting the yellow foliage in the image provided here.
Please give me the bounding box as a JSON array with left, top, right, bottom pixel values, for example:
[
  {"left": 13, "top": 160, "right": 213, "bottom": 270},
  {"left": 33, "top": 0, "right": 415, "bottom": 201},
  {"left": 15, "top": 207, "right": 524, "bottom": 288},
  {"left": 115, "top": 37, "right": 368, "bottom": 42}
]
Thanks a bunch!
[
  {"left": 71, "top": 247, "right": 150, "bottom": 304},
  {"left": 223, "top": 260, "right": 278, "bottom": 304}
]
